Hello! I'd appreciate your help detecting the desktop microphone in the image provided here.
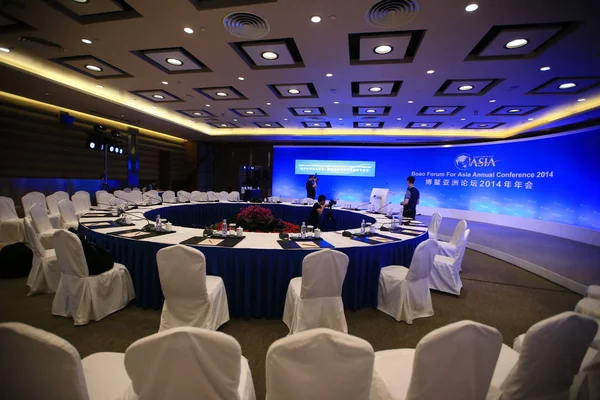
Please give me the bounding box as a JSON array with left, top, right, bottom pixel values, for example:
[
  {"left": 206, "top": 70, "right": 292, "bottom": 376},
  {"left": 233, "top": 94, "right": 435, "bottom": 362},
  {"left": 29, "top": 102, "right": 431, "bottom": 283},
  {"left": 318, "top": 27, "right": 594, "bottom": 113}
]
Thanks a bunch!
[
  {"left": 353, "top": 202, "right": 371, "bottom": 211},
  {"left": 375, "top": 202, "right": 392, "bottom": 214},
  {"left": 113, "top": 194, "right": 139, "bottom": 209}
]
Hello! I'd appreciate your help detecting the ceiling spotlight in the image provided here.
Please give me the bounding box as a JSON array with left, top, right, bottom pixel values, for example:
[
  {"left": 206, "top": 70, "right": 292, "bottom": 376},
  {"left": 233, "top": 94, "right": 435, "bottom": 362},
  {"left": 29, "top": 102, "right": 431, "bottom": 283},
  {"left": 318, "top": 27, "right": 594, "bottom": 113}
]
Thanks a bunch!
[
  {"left": 265, "top": 123, "right": 272, "bottom": 127},
  {"left": 364, "top": 123, "right": 373, "bottom": 127},
  {"left": 528, "top": 118, "right": 534, "bottom": 121},
  {"left": 338, "top": 118, "right": 343, "bottom": 120},
  {"left": 81, "top": 38, "right": 92, "bottom": 44},
  {"left": 465, "top": 4, "right": 479, "bottom": 12},
  {"left": 193, "top": 112, "right": 203, "bottom": 116},
  {"left": 89, "top": 142, "right": 95, "bottom": 149},
  {"left": 312, "top": 123, "right": 320, "bottom": 126},
  {"left": 326, "top": 73, "right": 333, "bottom": 77},
  {"left": 109, "top": 146, "right": 114, "bottom": 152},
  {"left": 238, "top": 77, "right": 244, "bottom": 80},
  {"left": 435, "top": 109, "right": 446, "bottom": 113},
  {"left": 508, "top": 109, "right": 521, "bottom": 113},
  {"left": 366, "top": 109, "right": 376, "bottom": 113},
  {"left": 166, "top": 58, "right": 183, "bottom": 66},
  {"left": 266, "top": 102, "right": 272, "bottom": 106},
  {"left": 489, "top": 99, "right": 496, "bottom": 103},
  {"left": 216, "top": 92, "right": 228, "bottom": 97},
  {"left": 245, "top": 111, "right": 255, "bottom": 115},
  {"left": 303, "top": 110, "right": 312, "bottom": 113},
  {"left": 152, "top": 106, "right": 157, "bottom": 109},
  {"left": 426, "top": 69, "right": 435, "bottom": 74},
  {"left": 559, "top": 82, "right": 576, "bottom": 89},
  {"left": 369, "top": 87, "right": 382, "bottom": 92},
  {"left": 460, "top": 118, "right": 466, "bottom": 121},
  {"left": 96, "top": 85, "right": 103, "bottom": 88},
  {"left": 458, "top": 85, "right": 473, "bottom": 91},
  {"left": 420, "top": 123, "right": 428, "bottom": 127},
  {"left": 85, "top": 64, "right": 102, "bottom": 72},
  {"left": 161, "top": 81, "right": 168, "bottom": 85},
  {"left": 374, "top": 45, "right": 392, "bottom": 55},
  {"left": 206, "top": 104, "right": 210, "bottom": 107},
  {"left": 72, "top": 0, "right": 88, "bottom": 3},
  {"left": 152, "top": 94, "right": 165, "bottom": 99},
  {"left": 288, "top": 89, "right": 300, "bottom": 94},
  {"left": 408, "top": 100, "right": 414, "bottom": 104},
  {"left": 261, "top": 51, "right": 279, "bottom": 60},
  {"left": 505, "top": 39, "right": 528, "bottom": 49},
  {"left": 220, "top": 124, "right": 228, "bottom": 127},
  {"left": 396, "top": 117, "right": 402, "bottom": 121},
  {"left": 334, "top": 101, "right": 339, "bottom": 104},
  {"left": 184, "top": 27, "right": 194, "bottom": 34},
  {"left": 479, "top": 124, "right": 488, "bottom": 127},
  {"left": 540, "top": 66, "right": 551, "bottom": 71},
  {"left": 578, "top": 98, "right": 586, "bottom": 102},
  {"left": 311, "top": 16, "right": 321, "bottom": 23},
  {"left": 0, "top": 47, "right": 10, "bottom": 53},
  {"left": 234, "top": 119, "right": 238, "bottom": 121},
  {"left": 284, "top": 118, "right": 288, "bottom": 121}
]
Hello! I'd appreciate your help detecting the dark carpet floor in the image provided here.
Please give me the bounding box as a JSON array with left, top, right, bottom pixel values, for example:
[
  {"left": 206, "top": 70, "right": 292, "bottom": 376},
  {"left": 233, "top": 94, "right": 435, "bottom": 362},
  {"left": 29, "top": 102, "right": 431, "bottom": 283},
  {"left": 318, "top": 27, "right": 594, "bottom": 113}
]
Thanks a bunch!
[{"left": 0, "top": 249, "right": 581, "bottom": 398}]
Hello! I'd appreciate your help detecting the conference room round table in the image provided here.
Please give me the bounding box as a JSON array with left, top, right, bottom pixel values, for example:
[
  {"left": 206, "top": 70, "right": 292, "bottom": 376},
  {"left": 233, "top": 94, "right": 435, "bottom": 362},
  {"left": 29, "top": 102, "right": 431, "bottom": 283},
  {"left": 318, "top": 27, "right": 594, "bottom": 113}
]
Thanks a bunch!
[{"left": 79, "top": 202, "right": 429, "bottom": 319}]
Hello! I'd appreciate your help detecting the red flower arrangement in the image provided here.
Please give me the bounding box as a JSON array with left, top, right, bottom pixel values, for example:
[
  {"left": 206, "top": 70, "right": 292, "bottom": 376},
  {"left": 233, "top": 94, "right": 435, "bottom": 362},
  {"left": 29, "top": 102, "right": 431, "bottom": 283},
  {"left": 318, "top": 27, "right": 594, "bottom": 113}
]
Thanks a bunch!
[{"left": 212, "top": 205, "right": 299, "bottom": 233}]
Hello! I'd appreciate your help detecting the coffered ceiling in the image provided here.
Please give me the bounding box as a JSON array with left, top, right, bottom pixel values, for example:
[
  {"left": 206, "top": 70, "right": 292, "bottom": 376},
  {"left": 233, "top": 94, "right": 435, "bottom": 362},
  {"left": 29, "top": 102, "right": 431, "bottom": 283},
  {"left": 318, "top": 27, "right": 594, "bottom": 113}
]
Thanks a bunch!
[{"left": 0, "top": 0, "right": 599, "bottom": 144}]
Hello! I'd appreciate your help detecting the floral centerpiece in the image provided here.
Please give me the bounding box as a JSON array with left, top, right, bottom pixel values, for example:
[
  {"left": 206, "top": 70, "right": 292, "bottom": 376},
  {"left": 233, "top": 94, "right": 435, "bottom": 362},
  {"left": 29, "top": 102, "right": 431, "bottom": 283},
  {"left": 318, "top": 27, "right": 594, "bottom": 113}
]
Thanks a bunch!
[{"left": 212, "top": 205, "right": 299, "bottom": 233}]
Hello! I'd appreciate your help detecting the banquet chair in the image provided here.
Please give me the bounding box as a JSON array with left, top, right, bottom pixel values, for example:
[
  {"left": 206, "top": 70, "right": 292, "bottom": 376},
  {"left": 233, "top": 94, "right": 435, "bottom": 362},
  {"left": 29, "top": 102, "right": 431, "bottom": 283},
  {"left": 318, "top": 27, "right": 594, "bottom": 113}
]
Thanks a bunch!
[
  {"left": 301, "top": 197, "right": 315, "bottom": 205},
  {"left": 24, "top": 219, "right": 59, "bottom": 295},
  {"left": 377, "top": 239, "right": 439, "bottom": 324},
  {"left": 586, "top": 285, "right": 600, "bottom": 300},
  {"left": 266, "top": 328, "right": 374, "bottom": 400},
  {"left": 0, "top": 196, "right": 24, "bottom": 244},
  {"left": 576, "top": 297, "right": 600, "bottom": 320},
  {"left": 488, "top": 312, "right": 597, "bottom": 400},
  {"left": 21, "top": 191, "right": 47, "bottom": 219},
  {"left": 46, "top": 191, "right": 69, "bottom": 229},
  {"left": 156, "top": 245, "right": 229, "bottom": 331},
  {"left": 132, "top": 187, "right": 140, "bottom": 191},
  {"left": 370, "top": 320, "right": 502, "bottom": 400},
  {"left": 227, "top": 191, "right": 240, "bottom": 202},
  {"left": 128, "top": 190, "right": 143, "bottom": 204},
  {"left": 29, "top": 203, "right": 59, "bottom": 250},
  {"left": 206, "top": 190, "right": 218, "bottom": 201},
  {"left": 282, "top": 249, "right": 349, "bottom": 334},
  {"left": 438, "top": 219, "right": 467, "bottom": 258},
  {"left": 162, "top": 190, "right": 176, "bottom": 203},
  {"left": 52, "top": 230, "right": 135, "bottom": 325},
  {"left": 58, "top": 199, "right": 79, "bottom": 230},
  {"left": 429, "top": 229, "right": 470, "bottom": 295},
  {"left": 177, "top": 190, "right": 192, "bottom": 202},
  {"left": 95, "top": 189, "right": 108, "bottom": 205},
  {"left": 72, "top": 191, "right": 91, "bottom": 217},
  {"left": 123, "top": 187, "right": 132, "bottom": 193},
  {"left": 120, "top": 327, "right": 255, "bottom": 400},
  {"left": 218, "top": 191, "right": 229, "bottom": 201},
  {"left": 0, "top": 322, "right": 131, "bottom": 400},
  {"left": 143, "top": 190, "right": 161, "bottom": 205},
  {"left": 428, "top": 212, "right": 442, "bottom": 241},
  {"left": 271, "top": 196, "right": 281, "bottom": 203},
  {"left": 97, "top": 191, "right": 115, "bottom": 208}
]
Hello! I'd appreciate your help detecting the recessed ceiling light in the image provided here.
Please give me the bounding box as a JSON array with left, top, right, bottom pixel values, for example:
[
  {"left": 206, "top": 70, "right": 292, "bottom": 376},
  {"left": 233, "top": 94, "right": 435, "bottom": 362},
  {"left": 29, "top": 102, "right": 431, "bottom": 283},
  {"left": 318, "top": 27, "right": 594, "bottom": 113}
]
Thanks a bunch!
[
  {"left": 460, "top": 118, "right": 466, "bottom": 121},
  {"left": 85, "top": 64, "right": 102, "bottom": 72},
  {"left": 528, "top": 118, "right": 534, "bottom": 121},
  {"left": 152, "top": 106, "right": 157, "bottom": 109},
  {"left": 578, "top": 98, "right": 586, "bottom": 102},
  {"left": 96, "top": 84, "right": 103, "bottom": 88},
  {"left": 540, "top": 66, "right": 551, "bottom": 71},
  {"left": 205, "top": 104, "right": 210, "bottom": 107},
  {"left": 369, "top": 87, "right": 382, "bottom": 92},
  {"left": 465, "top": 4, "right": 479, "bottom": 12},
  {"left": 152, "top": 94, "right": 164, "bottom": 99},
  {"left": 234, "top": 119, "right": 238, "bottom": 121},
  {"left": 458, "top": 85, "right": 474, "bottom": 91},
  {"left": 365, "top": 123, "right": 372, "bottom": 127},
  {"left": 161, "top": 81, "right": 168, "bottom": 85},
  {"left": 408, "top": 100, "right": 414, "bottom": 104},
  {"left": 261, "top": 51, "right": 278, "bottom": 60},
  {"left": 334, "top": 101, "right": 339, "bottom": 104},
  {"left": 220, "top": 124, "right": 228, "bottom": 127},
  {"left": 505, "top": 39, "right": 528, "bottom": 49},
  {"left": 81, "top": 38, "right": 92, "bottom": 44},
  {"left": 338, "top": 118, "right": 343, "bottom": 120},
  {"left": 396, "top": 117, "right": 402, "bottom": 121},
  {"left": 559, "top": 82, "right": 576, "bottom": 89},
  {"left": 366, "top": 109, "right": 376, "bottom": 113},
  {"left": 311, "top": 16, "right": 321, "bottom": 23},
  {"left": 479, "top": 124, "right": 488, "bottom": 127},
  {"left": 184, "top": 27, "right": 194, "bottom": 34},
  {"left": 312, "top": 123, "right": 320, "bottom": 126},
  {"left": 288, "top": 89, "right": 300, "bottom": 94},
  {"left": 0, "top": 47, "right": 10, "bottom": 53},
  {"left": 433, "top": 109, "right": 446, "bottom": 113},
  {"left": 245, "top": 111, "right": 255, "bottom": 115},
  {"left": 489, "top": 99, "right": 496, "bottom": 103},
  {"left": 426, "top": 70, "right": 435, "bottom": 74},
  {"left": 238, "top": 77, "right": 244, "bottom": 80},
  {"left": 374, "top": 45, "right": 393, "bottom": 55},
  {"left": 72, "top": 0, "right": 88, "bottom": 3},
  {"left": 303, "top": 110, "right": 312, "bottom": 113},
  {"left": 266, "top": 102, "right": 272, "bottom": 106},
  {"left": 216, "top": 92, "right": 228, "bottom": 97},
  {"left": 265, "top": 123, "right": 272, "bottom": 127},
  {"left": 193, "top": 112, "right": 203, "bottom": 116},
  {"left": 508, "top": 109, "right": 521, "bottom": 113},
  {"left": 166, "top": 58, "right": 183, "bottom": 66},
  {"left": 326, "top": 73, "right": 333, "bottom": 77},
  {"left": 420, "top": 123, "right": 428, "bottom": 127},
  {"left": 284, "top": 118, "right": 288, "bottom": 121}
]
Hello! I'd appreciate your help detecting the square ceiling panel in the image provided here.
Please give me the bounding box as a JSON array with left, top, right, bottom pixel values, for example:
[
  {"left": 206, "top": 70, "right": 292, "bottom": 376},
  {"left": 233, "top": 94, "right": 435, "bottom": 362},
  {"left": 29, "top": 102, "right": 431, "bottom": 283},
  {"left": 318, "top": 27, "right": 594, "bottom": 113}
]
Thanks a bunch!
[
  {"left": 268, "top": 83, "right": 318, "bottom": 99},
  {"left": 352, "top": 81, "right": 402, "bottom": 97},
  {"left": 130, "top": 89, "right": 182, "bottom": 103},
  {"left": 353, "top": 106, "right": 391, "bottom": 116},
  {"left": 132, "top": 48, "right": 211, "bottom": 74},
  {"left": 51, "top": 55, "right": 131, "bottom": 79},
  {"left": 209, "top": 122, "right": 239, "bottom": 128},
  {"left": 435, "top": 79, "right": 503, "bottom": 96},
  {"left": 463, "top": 122, "right": 505, "bottom": 129},
  {"left": 176, "top": 109, "right": 215, "bottom": 118},
  {"left": 230, "top": 38, "right": 304, "bottom": 70},
  {"left": 418, "top": 106, "right": 464, "bottom": 116},
  {"left": 354, "top": 122, "right": 384, "bottom": 128},
  {"left": 0, "top": 12, "right": 35, "bottom": 34},
  {"left": 188, "top": 0, "right": 277, "bottom": 11},
  {"left": 194, "top": 86, "right": 247, "bottom": 101},
  {"left": 528, "top": 77, "right": 600, "bottom": 95},
  {"left": 406, "top": 122, "right": 442, "bottom": 129},
  {"left": 230, "top": 108, "right": 269, "bottom": 117},
  {"left": 254, "top": 122, "right": 284, "bottom": 128},
  {"left": 42, "top": 0, "right": 141, "bottom": 24},
  {"left": 349, "top": 30, "right": 425, "bottom": 66},
  {"left": 488, "top": 106, "right": 546, "bottom": 116},
  {"left": 289, "top": 107, "right": 326, "bottom": 116},
  {"left": 302, "top": 122, "right": 332, "bottom": 128},
  {"left": 467, "top": 22, "right": 577, "bottom": 61}
]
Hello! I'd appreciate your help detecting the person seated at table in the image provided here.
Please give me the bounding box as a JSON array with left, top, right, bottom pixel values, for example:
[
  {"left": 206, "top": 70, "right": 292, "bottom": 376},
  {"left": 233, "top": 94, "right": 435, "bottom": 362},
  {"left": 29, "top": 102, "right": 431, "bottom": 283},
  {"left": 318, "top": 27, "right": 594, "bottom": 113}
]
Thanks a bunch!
[{"left": 307, "top": 194, "right": 326, "bottom": 229}]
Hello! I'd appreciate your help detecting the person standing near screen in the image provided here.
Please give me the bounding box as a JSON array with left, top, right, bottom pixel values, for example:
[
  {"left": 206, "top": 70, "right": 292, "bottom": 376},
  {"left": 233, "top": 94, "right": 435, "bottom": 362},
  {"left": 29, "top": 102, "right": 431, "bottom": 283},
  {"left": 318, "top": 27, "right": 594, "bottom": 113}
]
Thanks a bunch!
[
  {"left": 306, "top": 175, "right": 317, "bottom": 199},
  {"left": 401, "top": 176, "right": 420, "bottom": 219},
  {"left": 307, "top": 194, "right": 326, "bottom": 228}
]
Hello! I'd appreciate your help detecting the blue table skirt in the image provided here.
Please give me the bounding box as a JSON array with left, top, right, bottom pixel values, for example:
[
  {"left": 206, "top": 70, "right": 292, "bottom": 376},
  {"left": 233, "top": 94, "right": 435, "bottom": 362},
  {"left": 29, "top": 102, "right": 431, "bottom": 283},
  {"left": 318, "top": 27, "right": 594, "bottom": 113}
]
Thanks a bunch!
[{"left": 142, "top": 203, "right": 377, "bottom": 232}]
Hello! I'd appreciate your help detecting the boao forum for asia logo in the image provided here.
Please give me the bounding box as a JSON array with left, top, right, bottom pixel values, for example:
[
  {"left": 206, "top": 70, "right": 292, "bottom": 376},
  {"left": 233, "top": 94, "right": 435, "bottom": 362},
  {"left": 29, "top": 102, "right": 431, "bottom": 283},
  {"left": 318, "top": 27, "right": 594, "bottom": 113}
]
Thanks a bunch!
[{"left": 454, "top": 153, "right": 499, "bottom": 170}]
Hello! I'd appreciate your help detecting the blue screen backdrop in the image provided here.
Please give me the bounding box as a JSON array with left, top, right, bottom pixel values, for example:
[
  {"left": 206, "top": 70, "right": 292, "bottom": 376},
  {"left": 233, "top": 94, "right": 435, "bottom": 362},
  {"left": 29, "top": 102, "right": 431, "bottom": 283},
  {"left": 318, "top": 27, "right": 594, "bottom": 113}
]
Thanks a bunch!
[{"left": 273, "top": 131, "right": 600, "bottom": 230}]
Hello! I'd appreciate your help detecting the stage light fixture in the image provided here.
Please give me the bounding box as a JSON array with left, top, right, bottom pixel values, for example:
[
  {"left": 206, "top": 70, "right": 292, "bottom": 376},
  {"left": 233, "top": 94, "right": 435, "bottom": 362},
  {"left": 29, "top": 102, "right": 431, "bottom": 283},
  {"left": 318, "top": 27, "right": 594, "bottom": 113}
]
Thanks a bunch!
[{"left": 89, "top": 142, "right": 95, "bottom": 149}]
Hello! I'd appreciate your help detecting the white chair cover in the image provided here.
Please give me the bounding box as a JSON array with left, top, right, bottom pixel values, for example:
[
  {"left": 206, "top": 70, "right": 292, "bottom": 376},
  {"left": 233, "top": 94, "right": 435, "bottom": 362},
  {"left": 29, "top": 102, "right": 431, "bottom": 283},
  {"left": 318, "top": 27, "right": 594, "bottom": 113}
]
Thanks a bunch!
[
  {"left": 191, "top": 191, "right": 209, "bottom": 202},
  {"left": 177, "top": 190, "right": 192, "bottom": 202},
  {"left": 570, "top": 347, "right": 600, "bottom": 400},
  {"left": 0, "top": 196, "right": 24, "bottom": 243},
  {"left": 132, "top": 187, "right": 140, "bottom": 191},
  {"left": 51, "top": 230, "right": 135, "bottom": 325},
  {"left": 157, "top": 245, "right": 229, "bottom": 332},
  {"left": 58, "top": 199, "right": 79, "bottom": 230},
  {"left": 429, "top": 229, "right": 470, "bottom": 295},
  {"left": 162, "top": 190, "right": 176, "bottom": 203},
  {"left": 489, "top": 312, "right": 597, "bottom": 400},
  {"left": 142, "top": 190, "right": 161, "bottom": 205},
  {"left": 370, "top": 320, "right": 502, "bottom": 400},
  {"left": 95, "top": 190, "right": 108, "bottom": 205},
  {"left": 438, "top": 219, "right": 467, "bottom": 258},
  {"left": 123, "top": 188, "right": 132, "bottom": 193},
  {"left": 97, "top": 191, "right": 115, "bottom": 208},
  {"left": 587, "top": 285, "right": 600, "bottom": 300},
  {"left": 72, "top": 191, "right": 92, "bottom": 217},
  {"left": 428, "top": 212, "right": 442, "bottom": 241},
  {"left": 282, "top": 249, "right": 349, "bottom": 334},
  {"left": 206, "top": 191, "right": 217, "bottom": 201},
  {"left": 21, "top": 191, "right": 47, "bottom": 218},
  {"left": 115, "top": 190, "right": 143, "bottom": 205},
  {"left": 227, "top": 191, "right": 240, "bottom": 202},
  {"left": 218, "top": 191, "right": 229, "bottom": 201},
  {"left": 576, "top": 297, "right": 600, "bottom": 320},
  {"left": 117, "top": 327, "right": 255, "bottom": 400},
  {"left": 266, "top": 328, "right": 374, "bottom": 400},
  {"left": 271, "top": 196, "right": 281, "bottom": 202},
  {"left": 46, "top": 191, "right": 69, "bottom": 229},
  {"left": 24, "top": 219, "right": 59, "bottom": 295},
  {"left": 29, "top": 203, "right": 59, "bottom": 249},
  {"left": 377, "top": 239, "right": 439, "bottom": 324},
  {"left": 301, "top": 197, "right": 315, "bottom": 205}
]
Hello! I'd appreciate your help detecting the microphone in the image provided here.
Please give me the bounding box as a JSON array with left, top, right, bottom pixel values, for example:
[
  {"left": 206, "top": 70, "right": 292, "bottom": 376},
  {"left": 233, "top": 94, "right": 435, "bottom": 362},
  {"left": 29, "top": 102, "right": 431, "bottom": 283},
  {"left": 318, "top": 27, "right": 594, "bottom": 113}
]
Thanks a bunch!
[
  {"left": 113, "top": 194, "right": 139, "bottom": 209},
  {"left": 374, "top": 202, "right": 392, "bottom": 214},
  {"left": 125, "top": 211, "right": 156, "bottom": 231},
  {"left": 178, "top": 193, "right": 191, "bottom": 203},
  {"left": 209, "top": 192, "right": 220, "bottom": 202},
  {"left": 353, "top": 202, "right": 370, "bottom": 211},
  {"left": 146, "top": 195, "right": 162, "bottom": 205}
]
